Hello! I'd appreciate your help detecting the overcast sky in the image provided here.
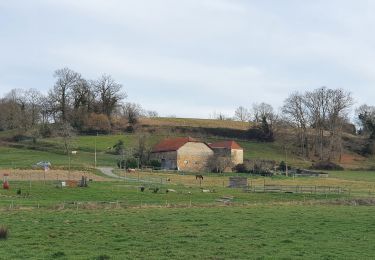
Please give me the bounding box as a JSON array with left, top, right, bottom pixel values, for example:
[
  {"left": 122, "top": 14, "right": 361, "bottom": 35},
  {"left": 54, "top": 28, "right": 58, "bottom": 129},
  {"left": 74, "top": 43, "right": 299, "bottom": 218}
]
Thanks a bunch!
[{"left": 1, "top": 0, "right": 375, "bottom": 118}]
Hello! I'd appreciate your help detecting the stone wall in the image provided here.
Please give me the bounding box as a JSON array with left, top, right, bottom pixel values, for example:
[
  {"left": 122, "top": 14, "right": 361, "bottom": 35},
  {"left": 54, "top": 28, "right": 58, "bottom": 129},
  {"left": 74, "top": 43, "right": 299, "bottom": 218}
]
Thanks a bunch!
[
  {"left": 177, "top": 142, "right": 214, "bottom": 172},
  {"left": 231, "top": 149, "right": 243, "bottom": 165},
  {"left": 211, "top": 148, "right": 243, "bottom": 166}
]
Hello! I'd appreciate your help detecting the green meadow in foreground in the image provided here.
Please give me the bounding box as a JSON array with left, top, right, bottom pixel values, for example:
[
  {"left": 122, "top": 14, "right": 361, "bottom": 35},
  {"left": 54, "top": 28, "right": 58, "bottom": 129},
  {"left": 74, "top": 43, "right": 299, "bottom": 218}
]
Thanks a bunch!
[{"left": 1, "top": 206, "right": 374, "bottom": 259}]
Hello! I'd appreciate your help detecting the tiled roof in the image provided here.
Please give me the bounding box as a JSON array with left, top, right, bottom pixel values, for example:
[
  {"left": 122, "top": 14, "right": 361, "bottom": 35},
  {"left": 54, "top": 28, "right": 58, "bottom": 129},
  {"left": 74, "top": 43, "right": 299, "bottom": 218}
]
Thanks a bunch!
[
  {"left": 152, "top": 137, "right": 200, "bottom": 153},
  {"left": 208, "top": 140, "right": 243, "bottom": 150}
]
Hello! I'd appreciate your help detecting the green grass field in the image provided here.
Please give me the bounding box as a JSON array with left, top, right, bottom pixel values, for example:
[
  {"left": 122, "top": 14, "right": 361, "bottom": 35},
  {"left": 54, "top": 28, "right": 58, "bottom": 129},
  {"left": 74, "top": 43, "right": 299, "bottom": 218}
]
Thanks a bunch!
[
  {"left": 1, "top": 126, "right": 375, "bottom": 258},
  {"left": 1, "top": 206, "right": 374, "bottom": 259},
  {"left": 1, "top": 170, "right": 375, "bottom": 259},
  {"left": 0, "top": 133, "right": 307, "bottom": 169}
]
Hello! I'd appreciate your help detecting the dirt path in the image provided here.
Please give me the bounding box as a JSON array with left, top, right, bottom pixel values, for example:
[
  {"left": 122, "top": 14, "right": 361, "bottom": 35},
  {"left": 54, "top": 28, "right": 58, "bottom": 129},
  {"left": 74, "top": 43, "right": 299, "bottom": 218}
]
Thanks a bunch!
[
  {"left": 97, "top": 167, "right": 119, "bottom": 179},
  {"left": 97, "top": 167, "right": 163, "bottom": 184}
]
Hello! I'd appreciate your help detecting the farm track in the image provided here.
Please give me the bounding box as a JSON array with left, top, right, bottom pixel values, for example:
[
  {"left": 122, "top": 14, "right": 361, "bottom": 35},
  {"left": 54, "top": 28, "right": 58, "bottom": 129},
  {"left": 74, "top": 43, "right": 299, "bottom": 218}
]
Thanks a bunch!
[{"left": 97, "top": 167, "right": 161, "bottom": 184}]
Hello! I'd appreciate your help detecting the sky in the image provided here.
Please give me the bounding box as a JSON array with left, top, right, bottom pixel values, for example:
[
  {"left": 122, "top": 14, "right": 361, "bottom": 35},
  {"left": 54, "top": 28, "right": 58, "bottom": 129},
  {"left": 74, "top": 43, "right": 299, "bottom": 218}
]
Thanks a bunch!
[{"left": 1, "top": 0, "right": 375, "bottom": 118}]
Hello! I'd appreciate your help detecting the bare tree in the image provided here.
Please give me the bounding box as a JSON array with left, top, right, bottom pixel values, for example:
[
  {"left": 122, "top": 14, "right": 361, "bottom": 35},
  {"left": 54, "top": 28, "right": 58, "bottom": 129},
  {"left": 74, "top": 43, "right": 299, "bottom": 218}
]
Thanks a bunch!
[
  {"left": 25, "top": 89, "right": 43, "bottom": 127},
  {"left": 55, "top": 122, "right": 76, "bottom": 155},
  {"left": 71, "top": 78, "right": 94, "bottom": 130},
  {"left": 325, "top": 88, "right": 353, "bottom": 160},
  {"left": 234, "top": 106, "right": 250, "bottom": 122},
  {"left": 121, "top": 102, "right": 144, "bottom": 125},
  {"left": 282, "top": 92, "right": 309, "bottom": 158},
  {"left": 92, "top": 74, "right": 126, "bottom": 119},
  {"left": 146, "top": 110, "right": 159, "bottom": 118},
  {"left": 283, "top": 87, "right": 353, "bottom": 161},
  {"left": 208, "top": 155, "right": 233, "bottom": 173},
  {"left": 49, "top": 68, "right": 82, "bottom": 123},
  {"left": 251, "top": 102, "right": 275, "bottom": 124}
]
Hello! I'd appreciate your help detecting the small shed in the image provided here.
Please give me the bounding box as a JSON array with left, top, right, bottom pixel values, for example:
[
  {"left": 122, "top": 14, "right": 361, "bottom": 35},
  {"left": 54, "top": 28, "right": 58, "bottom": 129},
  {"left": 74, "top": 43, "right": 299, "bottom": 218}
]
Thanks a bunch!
[{"left": 228, "top": 177, "right": 248, "bottom": 188}]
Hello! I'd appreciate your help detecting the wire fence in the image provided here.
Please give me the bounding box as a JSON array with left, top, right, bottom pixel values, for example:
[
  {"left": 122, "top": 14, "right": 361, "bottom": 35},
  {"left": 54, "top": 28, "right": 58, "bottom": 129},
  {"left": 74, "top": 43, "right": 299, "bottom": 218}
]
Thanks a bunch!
[{"left": 245, "top": 184, "right": 351, "bottom": 195}]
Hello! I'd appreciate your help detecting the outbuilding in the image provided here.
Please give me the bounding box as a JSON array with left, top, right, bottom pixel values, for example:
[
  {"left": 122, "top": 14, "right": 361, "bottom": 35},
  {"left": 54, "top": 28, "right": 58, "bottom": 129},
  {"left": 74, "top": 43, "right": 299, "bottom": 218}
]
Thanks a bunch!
[{"left": 150, "top": 137, "right": 214, "bottom": 172}]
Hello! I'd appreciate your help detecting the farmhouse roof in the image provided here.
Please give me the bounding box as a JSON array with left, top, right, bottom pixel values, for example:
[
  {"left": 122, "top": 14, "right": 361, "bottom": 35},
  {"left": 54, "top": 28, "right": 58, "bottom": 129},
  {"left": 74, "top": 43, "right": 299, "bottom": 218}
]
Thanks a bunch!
[
  {"left": 208, "top": 140, "right": 243, "bottom": 150},
  {"left": 152, "top": 137, "right": 200, "bottom": 153}
]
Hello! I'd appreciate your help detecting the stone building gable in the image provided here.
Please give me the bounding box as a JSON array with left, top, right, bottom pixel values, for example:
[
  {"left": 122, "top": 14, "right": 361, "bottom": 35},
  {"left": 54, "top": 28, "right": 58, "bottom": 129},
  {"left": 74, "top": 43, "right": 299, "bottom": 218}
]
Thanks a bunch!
[{"left": 177, "top": 142, "right": 214, "bottom": 172}]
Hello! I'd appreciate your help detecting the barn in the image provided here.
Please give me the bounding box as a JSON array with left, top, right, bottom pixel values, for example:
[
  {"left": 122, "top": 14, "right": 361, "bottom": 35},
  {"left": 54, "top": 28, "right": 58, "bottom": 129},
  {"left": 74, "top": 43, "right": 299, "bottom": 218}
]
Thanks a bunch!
[
  {"left": 208, "top": 140, "right": 244, "bottom": 165},
  {"left": 150, "top": 137, "right": 214, "bottom": 172}
]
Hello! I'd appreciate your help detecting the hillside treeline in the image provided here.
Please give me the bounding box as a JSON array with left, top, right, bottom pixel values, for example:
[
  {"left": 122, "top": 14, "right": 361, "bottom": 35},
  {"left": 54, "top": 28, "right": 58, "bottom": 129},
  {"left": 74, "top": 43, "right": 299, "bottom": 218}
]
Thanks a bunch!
[
  {"left": 231, "top": 87, "right": 375, "bottom": 161},
  {"left": 0, "top": 68, "right": 157, "bottom": 138}
]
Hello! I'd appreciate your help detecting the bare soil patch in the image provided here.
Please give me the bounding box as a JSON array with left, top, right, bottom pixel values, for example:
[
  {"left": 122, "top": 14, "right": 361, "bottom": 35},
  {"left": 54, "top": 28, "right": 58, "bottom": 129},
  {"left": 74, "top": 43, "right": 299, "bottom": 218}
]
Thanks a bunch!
[{"left": 0, "top": 169, "right": 110, "bottom": 181}]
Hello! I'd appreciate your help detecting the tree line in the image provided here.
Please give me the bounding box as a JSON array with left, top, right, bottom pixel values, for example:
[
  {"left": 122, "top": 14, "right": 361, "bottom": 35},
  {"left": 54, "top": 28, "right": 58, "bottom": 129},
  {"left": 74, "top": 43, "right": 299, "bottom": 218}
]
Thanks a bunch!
[
  {"left": 0, "top": 68, "right": 158, "bottom": 140},
  {"left": 230, "top": 86, "right": 375, "bottom": 161},
  {"left": 2, "top": 70, "right": 375, "bottom": 163}
]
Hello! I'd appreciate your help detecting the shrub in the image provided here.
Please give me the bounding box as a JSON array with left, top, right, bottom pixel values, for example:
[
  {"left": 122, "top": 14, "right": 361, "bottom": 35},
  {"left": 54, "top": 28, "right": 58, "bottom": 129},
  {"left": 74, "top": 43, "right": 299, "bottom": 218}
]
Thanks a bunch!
[
  {"left": 149, "top": 160, "right": 161, "bottom": 169},
  {"left": 310, "top": 161, "right": 344, "bottom": 171},
  {"left": 113, "top": 140, "right": 125, "bottom": 155},
  {"left": 16, "top": 188, "right": 21, "bottom": 195},
  {"left": 117, "top": 158, "right": 138, "bottom": 169},
  {"left": 278, "top": 161, "right": 291, "bottom": 171},
  {"left": 0, "top": 226, "right": 8, "bottom": 240},
  {"left": 234, "top": 163, "right": 248, "bottom": 173}
]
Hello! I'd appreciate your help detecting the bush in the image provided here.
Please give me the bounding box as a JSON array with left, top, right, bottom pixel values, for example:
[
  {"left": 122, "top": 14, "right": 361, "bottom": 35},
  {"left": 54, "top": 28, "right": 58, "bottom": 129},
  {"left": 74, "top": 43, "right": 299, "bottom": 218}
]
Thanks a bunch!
[
  {"left": 149, "top": 160, "right": 161, "bottom": 168},
  {"left": 310, "top": 161, "right": 344, "bottom": 171},
  {"left": 117, "top": 158, "right": 138, "bottom": 169},
  {"left": 278, "top": 161, "right": 291, "bottom": 172},
  {"left": 234, "top": 163, "right": 248, "bottom": 173},
  {"left": 0, "top": 226, "right": 8, "bottom": 240}
]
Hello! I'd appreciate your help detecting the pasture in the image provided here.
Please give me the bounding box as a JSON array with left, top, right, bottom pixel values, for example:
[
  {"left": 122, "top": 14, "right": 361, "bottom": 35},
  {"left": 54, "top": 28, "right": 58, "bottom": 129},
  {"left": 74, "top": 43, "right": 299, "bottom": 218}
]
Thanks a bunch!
[
  {"left": 1, "top": 168, "right": 375, "bottom": 258},
  {"left": 0, "top": 132, "right": 308, "bottom": 169},
  {"left": 1, "top": 206, "right": 375, "bottom": 259}
]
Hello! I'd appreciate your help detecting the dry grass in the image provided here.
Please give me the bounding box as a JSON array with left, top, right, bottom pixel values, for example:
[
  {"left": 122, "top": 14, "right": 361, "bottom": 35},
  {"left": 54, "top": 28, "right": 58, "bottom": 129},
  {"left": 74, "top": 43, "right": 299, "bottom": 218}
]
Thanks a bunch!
[
  {"left": 140, "top": 117, "right": 251, "bottom": 130},
  {"left": 0, "top": 169, "right": 110, "bottom": 181}
]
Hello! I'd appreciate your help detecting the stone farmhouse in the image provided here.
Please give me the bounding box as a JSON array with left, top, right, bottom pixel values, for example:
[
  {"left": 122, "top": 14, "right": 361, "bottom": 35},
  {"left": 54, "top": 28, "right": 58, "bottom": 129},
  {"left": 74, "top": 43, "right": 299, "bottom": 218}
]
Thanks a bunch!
[{"left": 150, "top": 137, "right": 243, "bottom": 172}]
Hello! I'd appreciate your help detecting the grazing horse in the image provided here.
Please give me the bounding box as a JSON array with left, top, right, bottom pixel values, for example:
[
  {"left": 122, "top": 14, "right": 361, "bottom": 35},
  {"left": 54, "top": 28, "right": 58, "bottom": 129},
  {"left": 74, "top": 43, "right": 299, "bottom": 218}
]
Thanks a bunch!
[{"left": 195, "top": 174, "right": 204, "bottom": 180}]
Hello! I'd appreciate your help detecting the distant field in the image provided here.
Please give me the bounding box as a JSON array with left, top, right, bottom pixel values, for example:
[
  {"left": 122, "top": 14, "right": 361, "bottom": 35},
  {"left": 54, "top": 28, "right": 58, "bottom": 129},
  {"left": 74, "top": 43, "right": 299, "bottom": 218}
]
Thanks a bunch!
[
  {"left": 140, "top": 117, "right": 251, "bottom": 130},
  {"left": 1, "top": 206, "right": 375, "bottom": 259},
  {"left": 0, "top": 133, "right": 308, "bottom": 169}
]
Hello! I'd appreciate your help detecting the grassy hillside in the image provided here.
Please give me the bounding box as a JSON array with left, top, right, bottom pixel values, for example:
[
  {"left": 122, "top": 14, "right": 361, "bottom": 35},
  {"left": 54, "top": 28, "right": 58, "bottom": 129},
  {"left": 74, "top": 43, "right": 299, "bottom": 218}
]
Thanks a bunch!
[
  {"left": 0, "top": 133, "right": 308, "bottom": 169},
  {"left": 0, "top": 117, "right": 372, "bottom": 169},
  {"left": 140, "top": 117, "right": 251, "bottom": 130}
]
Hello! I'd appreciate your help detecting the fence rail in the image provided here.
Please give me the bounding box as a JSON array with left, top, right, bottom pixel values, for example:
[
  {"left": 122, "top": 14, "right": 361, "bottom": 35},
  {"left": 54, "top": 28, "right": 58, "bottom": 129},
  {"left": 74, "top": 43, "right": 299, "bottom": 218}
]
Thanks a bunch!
[{"left": 245, "top": 185, "right": 350, "bottom": 195}]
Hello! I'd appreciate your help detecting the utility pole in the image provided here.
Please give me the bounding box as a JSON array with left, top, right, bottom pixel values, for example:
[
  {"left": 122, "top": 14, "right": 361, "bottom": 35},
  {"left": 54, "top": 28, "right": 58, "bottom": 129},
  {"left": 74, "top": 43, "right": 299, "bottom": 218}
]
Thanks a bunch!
[
  {"left": 68, "top": 151, "right": 71, "bottom": 180},
  {"left": 94, "top": 132, "right": 98, "bottom": 169},
  {"left": 285, "top": 146, "right": 288, "bottom": 177}
]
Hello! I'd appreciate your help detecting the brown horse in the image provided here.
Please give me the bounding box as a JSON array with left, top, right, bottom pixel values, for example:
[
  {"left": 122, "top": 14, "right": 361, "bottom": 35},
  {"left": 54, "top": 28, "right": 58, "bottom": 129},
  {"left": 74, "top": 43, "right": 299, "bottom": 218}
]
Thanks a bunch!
[{"left": 195, "top": 174, "right": 204, "bottom": 180}]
